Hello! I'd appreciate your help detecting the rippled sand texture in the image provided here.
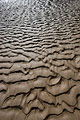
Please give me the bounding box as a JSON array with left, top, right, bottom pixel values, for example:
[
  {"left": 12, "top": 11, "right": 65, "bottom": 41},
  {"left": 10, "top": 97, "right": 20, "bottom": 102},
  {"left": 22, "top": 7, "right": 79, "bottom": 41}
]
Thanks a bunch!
[{"left": 0, "top": 0, "right": 80, "bottom": 120}]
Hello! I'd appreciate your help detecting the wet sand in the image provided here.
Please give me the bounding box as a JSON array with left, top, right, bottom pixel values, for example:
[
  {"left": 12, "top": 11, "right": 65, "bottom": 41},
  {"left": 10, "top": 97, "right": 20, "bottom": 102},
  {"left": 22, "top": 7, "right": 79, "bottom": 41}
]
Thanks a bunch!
[{"left": 0, "top": 0, "right": 80, "bottom": 120}]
